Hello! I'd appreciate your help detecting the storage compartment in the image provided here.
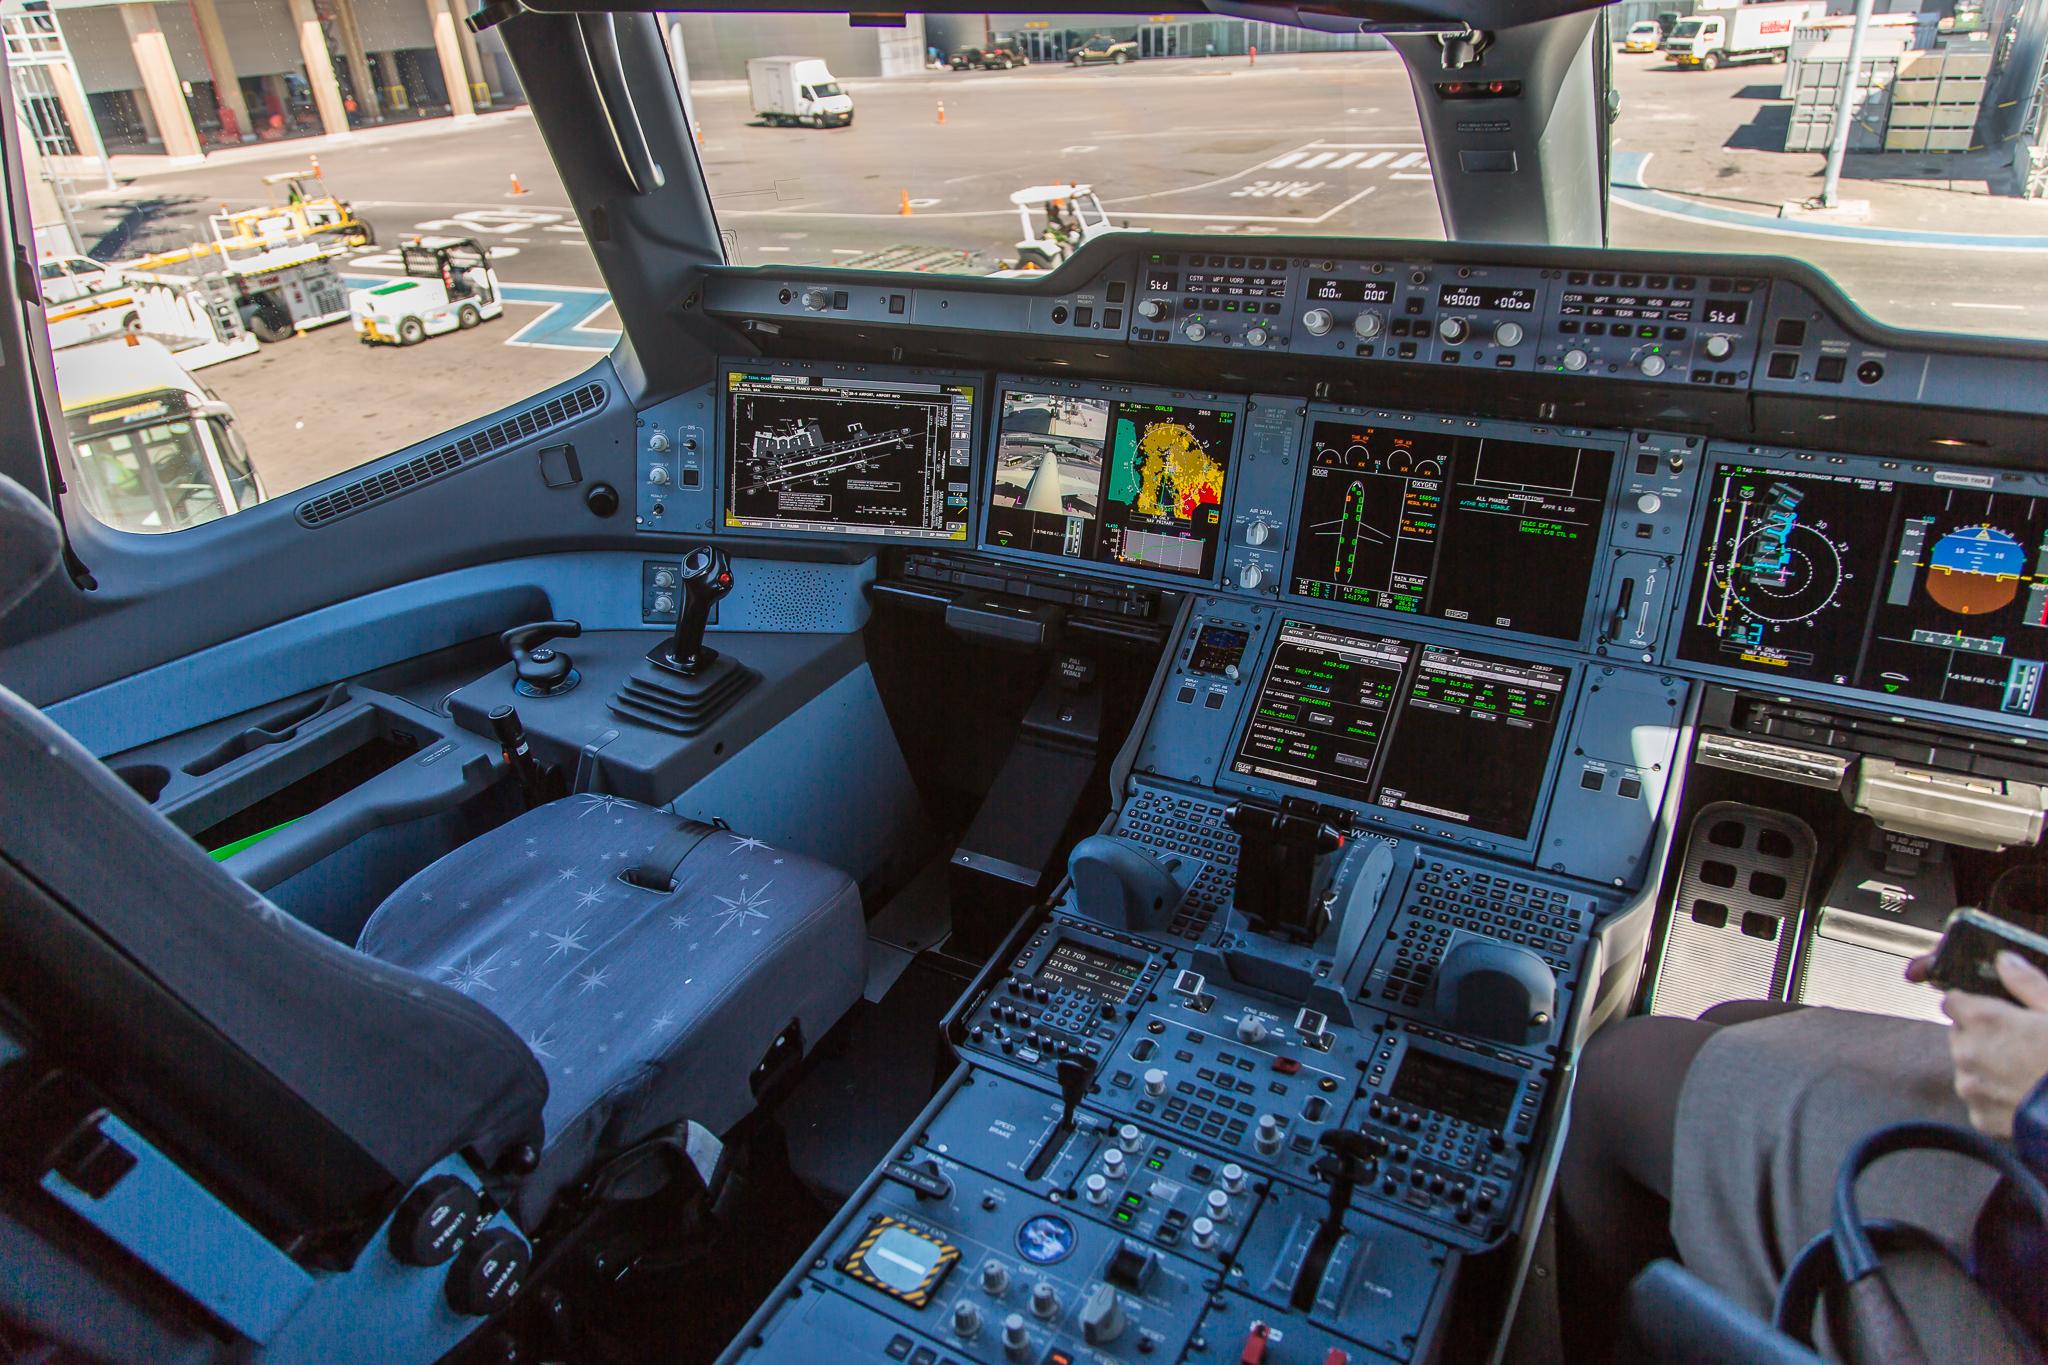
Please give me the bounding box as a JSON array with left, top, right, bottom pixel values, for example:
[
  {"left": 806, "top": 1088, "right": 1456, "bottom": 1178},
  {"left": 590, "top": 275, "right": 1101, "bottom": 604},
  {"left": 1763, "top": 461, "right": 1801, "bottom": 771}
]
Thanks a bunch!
[{"left": 168, "top": 706, "right": 432, "bottom": 858}]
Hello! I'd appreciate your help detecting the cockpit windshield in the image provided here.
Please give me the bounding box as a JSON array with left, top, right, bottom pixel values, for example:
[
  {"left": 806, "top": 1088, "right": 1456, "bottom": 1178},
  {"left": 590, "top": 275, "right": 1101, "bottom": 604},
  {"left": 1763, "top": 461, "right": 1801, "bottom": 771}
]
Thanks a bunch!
[{"left": 690, "top": 8, "right": 2048, "bottom": 339}]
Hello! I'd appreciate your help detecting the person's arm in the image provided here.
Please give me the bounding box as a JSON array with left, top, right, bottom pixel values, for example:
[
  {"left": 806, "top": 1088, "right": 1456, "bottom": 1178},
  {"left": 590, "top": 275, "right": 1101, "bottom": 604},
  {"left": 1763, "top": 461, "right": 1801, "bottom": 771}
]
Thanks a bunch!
[{"left": 1936, "top": 951, "right": 2048, "bottom": 1140}]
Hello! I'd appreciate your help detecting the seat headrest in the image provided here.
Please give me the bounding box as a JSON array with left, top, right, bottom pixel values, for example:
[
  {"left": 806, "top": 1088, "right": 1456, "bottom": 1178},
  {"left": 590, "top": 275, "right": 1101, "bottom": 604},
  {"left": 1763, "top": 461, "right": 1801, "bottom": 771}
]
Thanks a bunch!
[{"left": 0, "top": 476, "right": 60, "bottom": 623}]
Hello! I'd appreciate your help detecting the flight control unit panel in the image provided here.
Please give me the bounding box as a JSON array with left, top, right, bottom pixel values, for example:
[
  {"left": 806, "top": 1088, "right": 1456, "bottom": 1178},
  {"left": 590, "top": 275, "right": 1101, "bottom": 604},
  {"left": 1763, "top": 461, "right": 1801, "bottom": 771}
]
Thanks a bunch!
[{"left": 669, "top": 239, "right": 2048, "bottom": 1365}]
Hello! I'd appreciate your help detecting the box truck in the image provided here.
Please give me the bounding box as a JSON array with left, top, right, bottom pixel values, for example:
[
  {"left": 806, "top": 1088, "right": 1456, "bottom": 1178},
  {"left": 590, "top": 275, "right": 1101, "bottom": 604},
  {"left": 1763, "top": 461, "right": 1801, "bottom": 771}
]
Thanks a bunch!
[
  {"left": 747, "top": 57, "right": 854, "bottom": 128},
  {"left": 1663, "top": 2, "right": 1827, "bottom": 69}
]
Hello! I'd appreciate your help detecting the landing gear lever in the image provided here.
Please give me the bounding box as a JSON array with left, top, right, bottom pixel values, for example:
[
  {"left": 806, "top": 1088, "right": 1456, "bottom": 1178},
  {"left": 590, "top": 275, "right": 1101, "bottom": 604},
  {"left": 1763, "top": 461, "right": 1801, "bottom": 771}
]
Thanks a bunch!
[
  {"left": 656, "top": 546, "right": 734, "bottom": 676},
  {"left": 1290, "top": 1129, "right": 1377, "bottom": 1312}
]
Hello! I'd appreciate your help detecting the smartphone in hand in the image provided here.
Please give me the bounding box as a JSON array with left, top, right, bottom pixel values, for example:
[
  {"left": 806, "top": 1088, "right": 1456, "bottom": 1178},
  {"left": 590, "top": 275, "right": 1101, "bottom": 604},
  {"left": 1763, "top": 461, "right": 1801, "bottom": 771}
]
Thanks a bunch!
[{"left": 1927, "top": 908, "right": 2048, "bottom": 1004}]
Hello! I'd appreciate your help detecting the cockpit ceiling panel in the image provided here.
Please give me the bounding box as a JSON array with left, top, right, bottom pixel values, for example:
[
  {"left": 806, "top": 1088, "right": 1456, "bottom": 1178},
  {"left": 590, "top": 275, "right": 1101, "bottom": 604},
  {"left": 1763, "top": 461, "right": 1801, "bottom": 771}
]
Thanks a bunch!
[{"left": 508, "top": 0, "right": 1607, "bottom": 30}]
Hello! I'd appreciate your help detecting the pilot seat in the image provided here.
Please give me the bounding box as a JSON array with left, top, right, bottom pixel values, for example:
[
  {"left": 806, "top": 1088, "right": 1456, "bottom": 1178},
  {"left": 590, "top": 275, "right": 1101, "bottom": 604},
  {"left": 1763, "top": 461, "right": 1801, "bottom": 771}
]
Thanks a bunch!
[{"left": 0, "top": 475, "right": 865, "bottom": 1358}]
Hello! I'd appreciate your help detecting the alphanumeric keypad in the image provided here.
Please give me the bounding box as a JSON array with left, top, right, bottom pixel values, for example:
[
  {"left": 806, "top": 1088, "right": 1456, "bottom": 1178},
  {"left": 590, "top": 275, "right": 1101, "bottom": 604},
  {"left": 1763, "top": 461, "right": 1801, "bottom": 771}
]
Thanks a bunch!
[
  {"left": 1378, "top": 860, "right": 1592, "bottom": 1009},
  {"left": 1114, "top": 788, "right": 1239, "bottom": 941}
]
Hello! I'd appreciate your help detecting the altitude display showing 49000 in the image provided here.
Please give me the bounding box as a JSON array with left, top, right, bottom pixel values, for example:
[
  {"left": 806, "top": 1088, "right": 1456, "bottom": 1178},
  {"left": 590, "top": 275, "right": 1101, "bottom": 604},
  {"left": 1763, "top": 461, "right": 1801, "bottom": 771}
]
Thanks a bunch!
[{"left": 1679, "top": 461, "right": 2048, "bottom": 719}]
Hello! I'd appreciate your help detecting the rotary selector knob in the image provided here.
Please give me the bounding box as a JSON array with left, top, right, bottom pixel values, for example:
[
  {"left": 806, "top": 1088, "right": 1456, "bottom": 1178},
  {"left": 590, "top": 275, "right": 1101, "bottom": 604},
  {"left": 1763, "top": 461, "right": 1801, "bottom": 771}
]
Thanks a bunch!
[
  {"left": 1205, "top": 1188, "right": 1232, "bottom": 1223},
  {"left": 647, "top": 430, "right": 671, "bottom": 453},
  {"left": 1080, "top": 1283, "right": 1127, "bottom": 1345},
  {"left": 982, "top": 1260, "right": 1012, "bottom": 1296},
  {"left": 1085, "top": 1172, "right": 1111, "bottom": 1205},
  {"left": 1494, "top": 320, "right": 1525, "bottom": 347},
  {"left": 648, "top": 465, "right": 671, "bottom": 485},
  {"left": 1562, "top": 348, "right": 1590, "bottom": 373},
  {"left": 1302, "top": 308, "right": 1334, "bottom": 337},
  {"left": 653, "top": 593, "right": 676, "bottom": 615},
  {"left": 1118, "top": 1123, "right": 1142, "bottom": 1152},
  {"left": 800, "top": 288, "right": 829, "bottom": 312},
  {"left": 1030, "top": 1282, "right": 1059, "bottom": 1318},
  {"left": 1354, "top": 310, "right": 1384, "bottom": 340},
  {"left": 389, "top": 1174, "right": 479, "bottom": 1268},
  {"left": 1101, "top": 1148, "right": 1127, "bottom": 1180},
  {"left": 1143, "top": 1068, "right": 1168, "bottom": 1097},
  {"left": 954, "top": 1300, "right": 984, "bottom": 1339},
  {"left": 1192, "top": 1216, "right": 1218, "bottom": 1251},
  {"left": 1238, "top": 562, "right": 1265, "bottom": 591},
  {"left": 444, "top": 1227, "right": 528, "bottom": 1317},
  {"left": 1438, "top": 316, "right": 1469, "bottom": 344},
  {"left": 1221, "top": 1162, "right": 1246, "bottom": 1194},
  {"left": 1637, "top": 493, "right": 1663, "bottom": 515},
  {"left": 1244, "top": 519, "right": 1272, "bottom": 546},
  {"left": 1703, "top": 333, "right": 1735, "bottom": 361},
  {"left": 1137, "top": 298, "right": 1168, "bottom": 321},
  {"left": 1256, "top": 1114, "right": 1284, "bottom": 1156},
  {"left": 1243, "top": 325, "right": 1269, "bottom": 348},
  {"left": 652, "top": 568, "right": 677, "bottom": 589},
  {"left": 1182, "top": 319, "right": 1209, "bottom": 343},
  {"left": 1003, "top": 1313, "right": 1031, "bottom": 1361},
  {"left": 1639, "top": 353, "right": 1668, "bottom": 378},
  {"left": 1236, "top": 1014, "right": 1269, "bottom": 1045}
]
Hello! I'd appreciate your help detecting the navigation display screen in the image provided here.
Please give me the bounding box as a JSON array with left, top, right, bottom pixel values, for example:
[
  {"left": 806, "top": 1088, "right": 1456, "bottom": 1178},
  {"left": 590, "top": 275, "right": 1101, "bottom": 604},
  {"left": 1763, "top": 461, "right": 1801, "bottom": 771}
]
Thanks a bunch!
[
  {"left": 984, "top": 385, "right": 1238, "bottom": 580},
  {"left": 724, "top": 370, "right": 974, "bottom": 540},
  {"left": 1679, "top": 462, "right": 2048, "bottom": 719},
  {"left": 1287, "top": 420, "right": 1614, "bottom": 639},
  {"left": 1230, "top": 619, "right": 1569, "bottom": 839}
]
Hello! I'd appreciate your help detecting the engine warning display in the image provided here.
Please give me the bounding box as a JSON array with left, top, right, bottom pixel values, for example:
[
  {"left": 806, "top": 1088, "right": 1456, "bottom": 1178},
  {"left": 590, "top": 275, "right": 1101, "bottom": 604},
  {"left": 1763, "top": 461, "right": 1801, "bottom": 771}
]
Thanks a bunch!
[
  {"left": 724, "top": 370, "right": 974, "bottom": 540},
  {"left": 1287, "top": 418, "right": 1615, "bottom": 640}
]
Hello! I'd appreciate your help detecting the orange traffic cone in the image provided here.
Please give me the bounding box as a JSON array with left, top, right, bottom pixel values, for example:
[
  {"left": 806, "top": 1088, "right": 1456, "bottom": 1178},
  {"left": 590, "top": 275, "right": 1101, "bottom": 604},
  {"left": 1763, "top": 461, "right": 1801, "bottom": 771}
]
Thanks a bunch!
[
  {"left": 936, "top": 100, "right": 946, "bottom": 125},
  {"left": 900, "top": 189, "right": 913, "bottom": 216},
  {"left": 310, "top": 154, "right": 323, "bottom": 178},
  {"left": 509, "top": 172, "right": 529, "bottom": 195}
]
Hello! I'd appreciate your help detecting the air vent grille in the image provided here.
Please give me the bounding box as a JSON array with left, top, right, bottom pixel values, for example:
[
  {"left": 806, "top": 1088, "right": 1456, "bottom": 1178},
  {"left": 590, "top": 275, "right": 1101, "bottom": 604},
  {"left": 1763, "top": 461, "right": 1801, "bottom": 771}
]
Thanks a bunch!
[{"left": 295, "top": 381, "right": 610, "bottom": 527}]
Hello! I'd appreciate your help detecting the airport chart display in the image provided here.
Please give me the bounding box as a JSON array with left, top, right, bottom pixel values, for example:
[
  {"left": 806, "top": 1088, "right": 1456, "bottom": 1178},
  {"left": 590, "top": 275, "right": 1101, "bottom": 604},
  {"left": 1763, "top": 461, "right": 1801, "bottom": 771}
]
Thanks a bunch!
[
  {"left": 724, "top": 370, "right": 975, "bottom": 539},
  {"left": 1287, "top": 420, "right": 1614, "bottom": 639},
  {"left": 1679, "top": 461, "right": 2048, "bottom": 719},
  {"left": 983, "top": 386, "right": 1236, "bottom": 579}
]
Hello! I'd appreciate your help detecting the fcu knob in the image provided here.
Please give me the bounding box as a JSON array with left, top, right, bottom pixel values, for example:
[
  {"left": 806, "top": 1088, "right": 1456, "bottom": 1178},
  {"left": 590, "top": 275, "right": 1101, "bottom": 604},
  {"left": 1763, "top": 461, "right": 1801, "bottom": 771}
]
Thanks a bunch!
[
  {"left": 1243, "top": 325, "right": 1270, "bottom": 348},
  {"left": 953, "top": 1300, "right": 984, "bottom": 1339},
  {"left": 982, "top": 1260, "right": 1012, "bottom": 1296},
  {"left": 1702, "top": 333, "right": 1734, "bottom": 361},
  {"left": 1205, "top": 1188, "right": 1232, "bottom": 1222},
  {"left": 1639, "top": 353, "right": 1668, "bottom": 378},
  {"left": 1118, "top": 1123, "right": 1142, "bottom": 1152},
  {"left": 1243, "top": 519, "right": 1272, "bottom": 547},
  {"left": 1137, "top": 298, "right": 1168, "bottom": 321},
  {"left": 1438, "top": 316, "right": 1469, "bottom": 344},
  {"left": 1100, "top": 1148, "right": 1127, "bottom": 1180},
  {"left": 1353, "top": 310, "right": 1384, "bottom": 340},
  {"left": 1191, "top": 1215, "right": 1218, "bottom": 1251},
  {"left": 1143, "top": 1068, "right": 1168, "bottom": 1097},
  {"left": 1182, "top": 319, "right": 1209, "bottom": 342},
  {"left": 1086, "top": 1172, "right": 1111, "bottom": 1205},
  {"left": 1562, "top": 348, "right": 1590, "bottom": 373},
  {"left": 1221, "top": 1162, "right": 1246, "bottom": 1194},
  {"left": 1302, "top": 308, "right": 1334, "bottom": 337},
  {"left": 1030, "top": 1282, "right": 1059, "bottom": 1318},
  {"left": 1256, "top": 1114, "right": 1284, "bottom": 1156},
  {"left": 1003, "top": 1313, "right": 1031, "bottom": 1361},
  {"left": 1238, "top": 561, "right": 1265, "bottom": 591},
  {"left": 1494, "top": 320, "right": 1525, "bottom": 347}
]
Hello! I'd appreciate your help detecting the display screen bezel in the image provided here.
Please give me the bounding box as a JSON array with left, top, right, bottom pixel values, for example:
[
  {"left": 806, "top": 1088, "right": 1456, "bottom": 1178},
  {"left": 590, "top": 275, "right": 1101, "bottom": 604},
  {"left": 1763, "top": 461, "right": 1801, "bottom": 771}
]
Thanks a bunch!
[
  {"left": 1666, "top": 443, "right": 2048, "bottom": 736},
  {"left": 1278, "top": 405, "right": 1627, "bottom": 649},
  {"left": 1216, "top": 610, "right": 1580, "bottom": 854},
  {"left": 713, "top": 360, "right": 981, "bottom": 545},
  {"left": 976, "top": 375, "right": 1247, "bottom": 589}
]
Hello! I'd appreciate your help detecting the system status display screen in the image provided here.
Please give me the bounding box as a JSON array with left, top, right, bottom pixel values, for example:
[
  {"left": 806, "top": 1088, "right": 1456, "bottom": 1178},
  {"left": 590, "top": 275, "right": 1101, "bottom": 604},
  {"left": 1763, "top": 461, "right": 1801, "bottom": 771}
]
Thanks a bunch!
[
  {"left": 1231, "top": 619, "right": 1569, "bottom": 840},
  {"left": 723, "top": 370, "right": 975, "bottom": 540},
  {"left": 1286, "top": 420, "right": 1614, "bottom": 640},
  {"left": 1678, "top": 462, "right": 2048, "bottom": 720},
  {"left": 983, "top": 385, "right": 1239, "bottom": 580}
]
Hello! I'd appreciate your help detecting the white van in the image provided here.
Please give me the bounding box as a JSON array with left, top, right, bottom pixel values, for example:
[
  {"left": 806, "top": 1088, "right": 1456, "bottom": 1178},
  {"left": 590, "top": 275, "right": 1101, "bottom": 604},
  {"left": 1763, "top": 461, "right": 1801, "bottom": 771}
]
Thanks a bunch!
[
  {"left": 747, "top": 56, "right": 855, "bottom": 128},
  {"left": 56, "top": 338, "right": 266, "bottom": 533}
]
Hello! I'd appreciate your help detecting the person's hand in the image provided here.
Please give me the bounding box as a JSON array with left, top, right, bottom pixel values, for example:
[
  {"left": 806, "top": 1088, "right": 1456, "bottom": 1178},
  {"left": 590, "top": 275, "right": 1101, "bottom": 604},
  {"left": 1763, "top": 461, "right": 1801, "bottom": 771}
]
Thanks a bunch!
[
  {"left": 1942, "top": 951, "right": 2048, "bottom": 1138},
  {"left": 1904, "top": 948, "right": 1936, "bottom": 983}
]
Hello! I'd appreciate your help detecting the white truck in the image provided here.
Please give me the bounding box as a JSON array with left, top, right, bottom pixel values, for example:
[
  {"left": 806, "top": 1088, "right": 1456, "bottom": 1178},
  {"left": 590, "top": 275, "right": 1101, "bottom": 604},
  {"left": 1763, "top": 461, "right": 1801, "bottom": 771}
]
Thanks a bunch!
[
  {"left": 1662, "top": 2, "right": 1826, "bottom": 69},
  {"left": 747, "top": 56, "right": 854, "bottom": 128}
]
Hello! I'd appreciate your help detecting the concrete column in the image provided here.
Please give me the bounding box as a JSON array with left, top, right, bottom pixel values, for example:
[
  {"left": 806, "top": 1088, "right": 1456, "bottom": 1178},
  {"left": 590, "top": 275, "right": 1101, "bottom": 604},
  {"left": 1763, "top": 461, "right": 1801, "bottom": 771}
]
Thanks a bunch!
[
  {"left": 119, "top": 3, "right": 203, "bottom": 159},
  {"left": 428, "top": 0, "right": 475, "bottom": 118},
  {"left": 186, "top": 0, "right": 254, "bottom": 142},
  {"left": 47, "top": 61, "right": 108, "bottom": 161},
  {"left": 284, "top": 0, "right": 352, "bottom": 136},
  {"left": 449, "top": 0, "right": 490, "bottom": 106},
  {"left": 331, "top": 0, "right": 382, "bottom": 122}
]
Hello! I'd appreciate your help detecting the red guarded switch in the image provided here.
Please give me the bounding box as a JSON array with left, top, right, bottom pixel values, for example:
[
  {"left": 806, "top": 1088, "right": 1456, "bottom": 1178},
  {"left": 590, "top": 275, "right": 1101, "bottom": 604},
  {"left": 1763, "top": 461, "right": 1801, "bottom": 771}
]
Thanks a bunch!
[{"left": 1239, "top": 1322, "right": 1271, "bottom": 1364}]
